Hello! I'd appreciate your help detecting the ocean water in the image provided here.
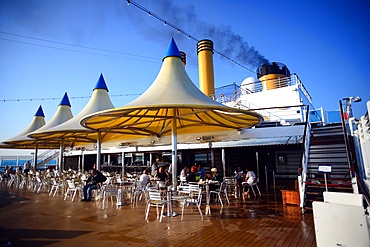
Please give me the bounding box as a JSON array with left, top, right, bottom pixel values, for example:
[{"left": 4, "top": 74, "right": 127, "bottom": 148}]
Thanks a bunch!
[{"left": 0, "top": 159, "right": 57, "bottom": 173}]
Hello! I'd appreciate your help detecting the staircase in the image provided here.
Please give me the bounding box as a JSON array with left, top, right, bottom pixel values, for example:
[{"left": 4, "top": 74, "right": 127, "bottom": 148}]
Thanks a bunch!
[
  {"left": 303, "top": 123, "right": 353, "bottom": 211},
  {"left": 35, "top": 150, "right": 60, "bottom": 169}
]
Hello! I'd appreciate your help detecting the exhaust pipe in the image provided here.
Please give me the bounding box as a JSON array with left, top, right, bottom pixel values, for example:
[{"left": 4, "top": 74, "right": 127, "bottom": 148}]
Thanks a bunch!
[{"left": 197, "top": 39, "right": 215, "bottom": 97}]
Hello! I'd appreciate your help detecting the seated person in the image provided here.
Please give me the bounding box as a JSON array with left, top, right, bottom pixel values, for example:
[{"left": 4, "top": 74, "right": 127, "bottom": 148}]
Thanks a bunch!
[
  {"left": 139, "top": 168, "right": 151, "bottom": 188},
  {"left": 204, "top": 168, "right": 222, "bottom": 191},
  {"left": 154, "top": 166, "right": 169, "bottom": 188},
  {"left": 179, "top": 165, "right": 188, "bottom": 183},
  {"left": 196, "top": 164, "right": 205, "bottom": 178},
  {"left": 82, "top": 169, "right": 107, "bottom": 202},
  {"left": 211, "top": 168, "right": 223, "bottom": 183},
  {"left": 154, "top": 166, "right": 168, "bottom": 181},
  {"left": 243, "top": 168, "right": 256, "bottom": 197},
  {"left": 187, "top": 166, "right": 198, "bottom": 183}
]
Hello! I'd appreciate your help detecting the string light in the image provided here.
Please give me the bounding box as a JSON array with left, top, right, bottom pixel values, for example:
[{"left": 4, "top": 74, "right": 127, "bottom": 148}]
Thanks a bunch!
[
  {"left": 126, "top": 0, "right": 256, "bottom": 74},
  {"left": 0, "top": 94, "right": 141, "bottom": 103}
]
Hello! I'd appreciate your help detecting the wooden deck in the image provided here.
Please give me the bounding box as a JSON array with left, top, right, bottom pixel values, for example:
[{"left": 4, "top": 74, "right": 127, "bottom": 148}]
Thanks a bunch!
[{"left": 0, "top": 183, "right": 316, "bottom": 247}]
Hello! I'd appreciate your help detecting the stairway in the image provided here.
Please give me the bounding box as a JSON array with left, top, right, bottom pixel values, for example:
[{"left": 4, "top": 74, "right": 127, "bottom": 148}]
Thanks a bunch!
[
  {"left": 35, "top": 150, "right": 60, "bottom": 169},
  {"left": 303, "top": 123, "right": 353, "bottom": 211}
]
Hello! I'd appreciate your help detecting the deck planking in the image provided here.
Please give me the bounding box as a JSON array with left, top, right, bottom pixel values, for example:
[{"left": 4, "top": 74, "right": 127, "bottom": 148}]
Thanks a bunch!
[{"left": 0, "top": 183, "right": 316, "bottom": 247}]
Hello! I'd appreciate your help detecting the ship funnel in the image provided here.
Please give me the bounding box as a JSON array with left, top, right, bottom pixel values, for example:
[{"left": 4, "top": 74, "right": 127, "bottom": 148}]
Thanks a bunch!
[
  {"left": 180, "top": 51, "right": 186, "bottom": 67},
  {"left": 256, "top": 62, "right": 290, "bottom": 91},
  {"left": 197, "top": 39, "right": 215, "bottom": 97}
]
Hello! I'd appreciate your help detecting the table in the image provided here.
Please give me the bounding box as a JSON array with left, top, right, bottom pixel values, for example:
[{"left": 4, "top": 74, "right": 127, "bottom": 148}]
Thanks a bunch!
[
  {"left": 163, "top": 186, "right": 179, "bottom": 217},
  {"left": 114, "top": 182, "right": 134, "bottom": 206}
]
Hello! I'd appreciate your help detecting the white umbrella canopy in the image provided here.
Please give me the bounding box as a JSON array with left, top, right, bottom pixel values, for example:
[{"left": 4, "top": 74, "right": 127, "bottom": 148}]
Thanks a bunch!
[
  {"left": 30, "top": 92, "right": 73, "bottom": 135},
  {"left": 29, "top": 74, "right": 115, "bottom": 146},
  {"left": 81, "top": 38, "right": 263, "bottom": 186},
  {"left": 81, "top": 38, "right": 262, "bottom": 137},
  {"left": 0, "top": 105, "right": 57, "bottom": 149}
]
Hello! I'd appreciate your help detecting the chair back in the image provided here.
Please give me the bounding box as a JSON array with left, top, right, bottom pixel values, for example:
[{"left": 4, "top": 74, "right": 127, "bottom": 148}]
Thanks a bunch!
[
  {"left": 220, "top": 181, "right": 227, "bottom": 191},
  {"left": 195, "top": 188, "right": 203, "bottom": 204},
  {"left": 224, "top": 177, "right": 236, "bottom": 185},
  {"left": 105, "top": 185, "right": 119, "bottom": 194},
  {"left": 189, "top": 183, "right": 199, "bottom": 191},
  {"left": 148, "top": 190, "right": 162, "bottom": 202},
  {"left": 67, "top": 179, "right": 76, "bottom": 189}
]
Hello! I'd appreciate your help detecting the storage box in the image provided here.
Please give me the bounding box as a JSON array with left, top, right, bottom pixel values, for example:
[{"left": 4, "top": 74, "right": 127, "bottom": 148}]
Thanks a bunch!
[{"left": 281, "top": 190, "right": 300, "bottom": 206}]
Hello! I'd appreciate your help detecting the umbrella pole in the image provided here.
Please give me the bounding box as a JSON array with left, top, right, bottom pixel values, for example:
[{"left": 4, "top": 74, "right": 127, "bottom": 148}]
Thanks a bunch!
[
  {"left": 33, "top": 144, "right": 38, "bottom": 172},
  {"left": 171, "top": 117, "right": 178, "bottom": 188},
  {"left": 96, "top": 131, "right": 102, "bottom": 171},
  {"left": 59, "top": 141, "right": 63, "bottom": 172}
]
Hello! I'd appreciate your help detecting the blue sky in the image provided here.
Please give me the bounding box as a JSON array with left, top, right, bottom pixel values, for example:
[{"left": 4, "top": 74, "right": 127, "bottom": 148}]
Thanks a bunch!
[{"left": 0, "top": 0, "right": 369, "bottom": 142}]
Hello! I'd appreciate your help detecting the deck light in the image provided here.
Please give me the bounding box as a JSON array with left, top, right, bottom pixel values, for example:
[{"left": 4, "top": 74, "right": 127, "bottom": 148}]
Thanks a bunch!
[{"left": 342, "top": 96, "right": 362, "bottom": 118}]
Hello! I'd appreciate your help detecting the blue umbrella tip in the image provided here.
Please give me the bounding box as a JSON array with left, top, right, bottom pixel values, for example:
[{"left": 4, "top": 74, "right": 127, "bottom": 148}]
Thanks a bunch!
[
  {"left": 163, "top": 37, "right": 181, "bottom": 61},
  {"left": 94, "top": 73, "right": 109, "bottom": 92},
  {"left": 35, "top": 105, "right": 45, "bottom": 117},
  {"left": 59, "top": 92, "right": 71, "bottom": 106}
]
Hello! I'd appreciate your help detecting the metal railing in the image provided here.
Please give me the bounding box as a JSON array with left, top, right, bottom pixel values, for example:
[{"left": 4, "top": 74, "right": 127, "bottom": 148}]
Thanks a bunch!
[{"left": 298, "top": 106, "right": 311, "bottom": 210}]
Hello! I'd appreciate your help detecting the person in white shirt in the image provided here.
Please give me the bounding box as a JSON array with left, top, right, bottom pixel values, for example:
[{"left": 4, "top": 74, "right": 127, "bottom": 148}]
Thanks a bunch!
[
  {"left": 245, "top": 168, "right": 256, "bottom": 185},
  {"left": 179, "top": 166, "right": 188, "bottom": 183},
  {"left": 243, "top": 168, "right": 256, "bottom": 198},
  {"left": 23, "top": 161, "right": 31, "bottom": 175},
  {"left": 139, "top": 168, "right": 151, "bottom": 188},
  {"left": 151, "top": 161, "right": 158, "bottom": 176}
]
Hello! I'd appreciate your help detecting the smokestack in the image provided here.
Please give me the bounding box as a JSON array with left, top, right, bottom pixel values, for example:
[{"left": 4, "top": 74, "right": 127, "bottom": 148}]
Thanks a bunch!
[
  {"left": 256, "top": 62, "right": 290, "bottom": 91},
  {"left": 180, "top": 51, "right": 186, "bottom": 67},
  {"left": 197, "top": 39, "right": 215, "bottom": 97}
]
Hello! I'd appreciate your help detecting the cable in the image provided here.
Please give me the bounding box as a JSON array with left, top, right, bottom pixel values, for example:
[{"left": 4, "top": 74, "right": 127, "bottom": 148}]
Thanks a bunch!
[{"left": 0, "top": 35, "right": 159, "bottom": 63}]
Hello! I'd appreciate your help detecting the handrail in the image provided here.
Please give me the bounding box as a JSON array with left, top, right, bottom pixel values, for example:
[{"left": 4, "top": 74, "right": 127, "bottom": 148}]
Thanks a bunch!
[
  {"left": 338, "top": 100, "right": 370, "bottom": 202},
  {"left": 298, "top": 105, "right": 311, "bottom": 210},
  {"left": 299, "top": 105, "right": 310, "bottom": 173},
  {"left": 355, "top": 170, "right": 370, "bottom": 207},
  {"left": 339, "top": 100, "right": 356, "bottom": 177}
]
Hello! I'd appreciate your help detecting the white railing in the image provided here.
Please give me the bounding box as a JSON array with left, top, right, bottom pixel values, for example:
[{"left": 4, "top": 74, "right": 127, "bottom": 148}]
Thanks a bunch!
[
  {"left": 355, "top": 101, "right": 370, "bottom": 193},
  {"left": 35, "top": 150, "right": 59, "bottom": 169},
  {"left": 298, "top": 117, "right": 311, "bottom": 210}
]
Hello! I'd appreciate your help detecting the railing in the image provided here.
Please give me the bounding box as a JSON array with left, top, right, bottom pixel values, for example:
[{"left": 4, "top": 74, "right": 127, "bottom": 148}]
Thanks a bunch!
[
  {"left": 339, "top": 101, "right": 370, "bottom": 205},
  {"left": 339, "top": 101, "right": 357, "bottom": 179},
  {"left": 215, "top": 73, "right": 312, "bottom": 104},
  {"left": 298, "top": 106, "right": 311, "bottom": 209},
  {"left": 214, "top": 74, "right": 322, "bottom": 124},
  {"left": 35, "top": 150, "right": 59, "bottom": 169}
]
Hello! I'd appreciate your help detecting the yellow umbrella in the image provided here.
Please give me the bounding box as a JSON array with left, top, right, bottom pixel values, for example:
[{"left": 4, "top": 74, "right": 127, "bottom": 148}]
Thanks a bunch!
[{"left": 81, "top": 38, "right": 263, "bottom": 186}]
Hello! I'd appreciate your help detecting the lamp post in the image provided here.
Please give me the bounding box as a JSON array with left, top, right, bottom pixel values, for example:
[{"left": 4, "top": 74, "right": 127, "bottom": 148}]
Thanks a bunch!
[{"left": 342, "top": 96, "right": 362, "bottom": 119}]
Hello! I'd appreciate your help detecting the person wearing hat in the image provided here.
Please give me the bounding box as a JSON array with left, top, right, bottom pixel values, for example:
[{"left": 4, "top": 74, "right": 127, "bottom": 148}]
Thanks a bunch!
[
  {"left": 207, "top": 168, "right": 223, "bottom": 203},
  {"left": 210, "top": 168, "right": 223, "bottom": 184}
]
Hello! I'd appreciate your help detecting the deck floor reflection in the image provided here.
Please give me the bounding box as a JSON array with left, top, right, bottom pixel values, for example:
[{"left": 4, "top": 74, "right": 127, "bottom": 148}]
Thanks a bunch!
[{"left": 0, "top": 184, "right": 316, "bottom": 247}]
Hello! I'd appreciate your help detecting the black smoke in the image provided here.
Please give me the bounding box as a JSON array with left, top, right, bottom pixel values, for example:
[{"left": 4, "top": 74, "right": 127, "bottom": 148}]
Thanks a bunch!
[{"left": 124, "top": 0, "right": 269, "bottom": 68}]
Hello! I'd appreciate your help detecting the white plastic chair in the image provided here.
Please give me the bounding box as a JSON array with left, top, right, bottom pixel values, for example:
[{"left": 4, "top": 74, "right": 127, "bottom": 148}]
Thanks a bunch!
[
  {"left": 224, "top": 177, "right": 238, "bottom": 198},
  {"left": 180, "top": 188, "right": 204, "bottom": 220},
  {"left": 145, "top": 190, "right": 168, "bottom": 222},
  {"left": 210, "top": 181, "right": 229, "bottom": 206},
  {"left": 34, "top": 176, "right": 47, "bottom": 193},
  {"left": 7, "top": 174, "right": 16, "bottom": 187},
  {"left": 102, "top": 185, "right": 121, "bottom": 209},
  {"left": 64, "top": 179, "right": 81, "bottom": 201},
  {"left": 49, "top": 178, "right": 59, "bottom": 197},
  {"left": 242, "top": 179, "right": 261, "bottom": 199},
  {"left": 132, "top": 181, "right": 147, "bottom": 206}
]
